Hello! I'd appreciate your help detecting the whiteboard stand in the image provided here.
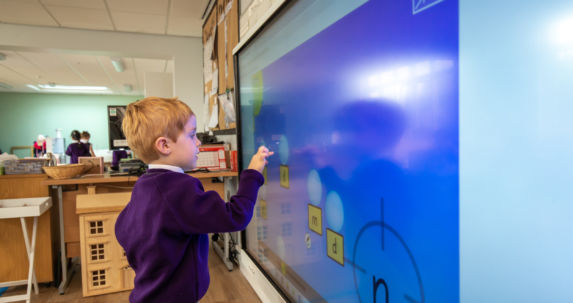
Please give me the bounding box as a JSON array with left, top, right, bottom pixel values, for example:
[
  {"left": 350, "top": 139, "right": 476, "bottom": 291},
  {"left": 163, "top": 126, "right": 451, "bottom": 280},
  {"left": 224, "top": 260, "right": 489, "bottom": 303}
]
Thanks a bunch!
[
  {"left": 212, "top": 233, "right": 234, "bottom": 271},
  {"left": 53, "top": 185, "right": 75, "bottom": 295}
]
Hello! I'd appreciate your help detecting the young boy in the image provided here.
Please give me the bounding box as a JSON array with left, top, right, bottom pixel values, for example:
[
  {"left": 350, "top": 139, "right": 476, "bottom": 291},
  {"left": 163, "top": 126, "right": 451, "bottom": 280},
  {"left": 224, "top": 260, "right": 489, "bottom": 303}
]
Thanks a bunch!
[{"left": 115, "top": 97, "right": 272, "bottom": 302}]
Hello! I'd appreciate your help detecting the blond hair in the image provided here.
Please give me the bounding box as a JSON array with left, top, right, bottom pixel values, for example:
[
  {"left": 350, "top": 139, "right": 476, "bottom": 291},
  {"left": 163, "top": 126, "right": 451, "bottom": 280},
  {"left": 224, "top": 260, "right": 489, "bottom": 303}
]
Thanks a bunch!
[{"left": 122, "top": 97, "right": 194, "bottom": 163}]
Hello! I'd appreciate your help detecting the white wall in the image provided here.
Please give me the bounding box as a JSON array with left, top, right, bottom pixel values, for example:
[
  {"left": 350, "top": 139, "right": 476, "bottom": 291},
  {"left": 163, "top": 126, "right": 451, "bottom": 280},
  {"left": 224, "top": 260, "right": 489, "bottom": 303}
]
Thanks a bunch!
[
  {"left": 0, "top": 23, "right": 205, "bottom": 130},
  {"left": 144, "top": 72, "right": 174, "bottom": 98}
]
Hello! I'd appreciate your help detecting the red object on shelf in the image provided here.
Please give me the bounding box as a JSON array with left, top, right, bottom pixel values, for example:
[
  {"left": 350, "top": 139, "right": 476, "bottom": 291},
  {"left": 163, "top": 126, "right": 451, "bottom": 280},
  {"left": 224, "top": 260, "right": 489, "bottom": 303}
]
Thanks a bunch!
[{"left": 230, "top": 150, "right": 238, "bottom": 172}]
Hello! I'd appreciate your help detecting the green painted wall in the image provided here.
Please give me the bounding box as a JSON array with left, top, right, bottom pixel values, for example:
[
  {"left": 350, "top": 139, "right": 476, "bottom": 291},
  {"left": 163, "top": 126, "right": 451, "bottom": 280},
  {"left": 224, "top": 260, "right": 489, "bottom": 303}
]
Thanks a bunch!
[{"left": 0, "top": 92, "right": 142, "bottom": 156}]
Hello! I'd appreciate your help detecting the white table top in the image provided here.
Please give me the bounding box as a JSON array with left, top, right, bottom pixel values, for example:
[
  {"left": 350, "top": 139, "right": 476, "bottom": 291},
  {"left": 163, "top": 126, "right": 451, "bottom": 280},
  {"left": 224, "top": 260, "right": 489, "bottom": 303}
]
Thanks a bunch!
[{"left": 0, "top": 197, "right": 52, "bottom": 219}]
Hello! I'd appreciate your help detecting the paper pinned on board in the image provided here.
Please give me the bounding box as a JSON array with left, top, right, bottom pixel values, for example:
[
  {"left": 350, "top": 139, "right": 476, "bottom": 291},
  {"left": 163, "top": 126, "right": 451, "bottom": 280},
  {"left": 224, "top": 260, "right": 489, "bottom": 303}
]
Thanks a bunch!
[
  {"left": 211, "top": 69, "right": 219, "bottom": 96},
  {"left": 203, "top": 35, "right": 215, "bottom": 82},
  {"left": 224, "top": 22, "right": 228, "bottom": 78},
  {"left": 208, "top": 99, "right": 219, "bottom": 129},
  {"left": 219, "top": 92, "right": 236, "bottom": 128}
]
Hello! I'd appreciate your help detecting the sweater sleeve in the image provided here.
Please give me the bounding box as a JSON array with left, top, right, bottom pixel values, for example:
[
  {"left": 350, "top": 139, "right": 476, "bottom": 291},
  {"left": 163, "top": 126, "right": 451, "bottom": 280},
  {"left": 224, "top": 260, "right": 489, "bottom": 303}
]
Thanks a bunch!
[{"left": 163, "top": 169, "right": 264, "bottom": 234}]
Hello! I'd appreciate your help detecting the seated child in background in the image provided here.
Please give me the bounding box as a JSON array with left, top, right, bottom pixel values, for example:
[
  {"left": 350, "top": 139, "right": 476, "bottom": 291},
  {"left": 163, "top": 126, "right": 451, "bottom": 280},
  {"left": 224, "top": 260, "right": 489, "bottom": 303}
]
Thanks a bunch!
[
  {"left": 65, "top": 130, "right": 90, "bottom": 164},
  {"left": 80, "top": 131, "right": 96, "bottom": 157},
  {"left": 33, "top": 134, "right": 46, "bottom": 157},
  {"left": 115, "top": 97, "right": 273, "bottom": 303}
]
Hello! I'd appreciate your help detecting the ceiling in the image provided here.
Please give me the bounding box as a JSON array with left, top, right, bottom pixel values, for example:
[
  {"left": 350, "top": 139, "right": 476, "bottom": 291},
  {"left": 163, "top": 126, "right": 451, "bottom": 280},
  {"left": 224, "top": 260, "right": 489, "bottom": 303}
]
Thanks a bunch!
[{"left": 0, "top": 0, "right": 211, "bottom": 95}]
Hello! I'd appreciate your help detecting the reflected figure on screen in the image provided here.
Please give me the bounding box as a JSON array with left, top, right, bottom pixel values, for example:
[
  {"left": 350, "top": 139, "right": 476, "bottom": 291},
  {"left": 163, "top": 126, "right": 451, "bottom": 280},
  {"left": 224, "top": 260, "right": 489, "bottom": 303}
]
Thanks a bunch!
[
  {"left": 314, "top": 100, "right": 409, "bottom": 302},
  {"left": 316, "top": 100, "right": 407, "bottom": 210}
]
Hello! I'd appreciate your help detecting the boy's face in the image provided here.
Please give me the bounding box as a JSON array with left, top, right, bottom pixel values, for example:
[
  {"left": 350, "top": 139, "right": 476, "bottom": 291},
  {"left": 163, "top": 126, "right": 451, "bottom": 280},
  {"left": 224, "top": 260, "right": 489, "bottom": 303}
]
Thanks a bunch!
[{"left": 170, "top": 116, "right": 201, "bottom": 170}]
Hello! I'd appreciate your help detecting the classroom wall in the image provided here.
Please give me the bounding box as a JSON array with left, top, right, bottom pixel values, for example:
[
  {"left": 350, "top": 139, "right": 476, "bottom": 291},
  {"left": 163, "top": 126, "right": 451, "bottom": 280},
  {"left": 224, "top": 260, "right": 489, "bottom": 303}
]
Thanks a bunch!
[{"left": 0, "top": 92, "right": 142, "bottom": 156}]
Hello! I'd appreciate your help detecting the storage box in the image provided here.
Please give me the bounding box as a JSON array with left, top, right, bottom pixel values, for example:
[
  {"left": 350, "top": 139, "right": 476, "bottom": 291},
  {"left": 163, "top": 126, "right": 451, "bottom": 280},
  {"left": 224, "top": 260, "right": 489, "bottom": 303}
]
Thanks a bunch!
[
  {"left": 197, "top": 144, "right": 229, "bottom": 171},
  {"left": 3, "top": 159, "right": 48, "bottom": 174}
]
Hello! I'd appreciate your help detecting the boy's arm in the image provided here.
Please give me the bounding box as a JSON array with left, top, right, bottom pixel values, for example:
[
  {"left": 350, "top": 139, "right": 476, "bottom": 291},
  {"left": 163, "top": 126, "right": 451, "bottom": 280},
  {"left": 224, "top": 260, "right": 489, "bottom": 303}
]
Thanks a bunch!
[
  {"left": 164, "top": 169, "right": 264, "bottom": 234},
  {"left": 65, "top": 145, "right": 72, "bottom": 156}
]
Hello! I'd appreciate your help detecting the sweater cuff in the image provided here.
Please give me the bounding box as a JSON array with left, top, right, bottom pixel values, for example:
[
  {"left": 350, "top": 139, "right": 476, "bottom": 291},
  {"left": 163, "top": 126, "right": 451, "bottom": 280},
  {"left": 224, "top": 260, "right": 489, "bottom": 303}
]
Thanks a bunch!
[
  {"left": 240, "top": 169, "right": 264, "bottom": 185},
  {"left": 237, "top": 169, "right": 264, "bottom": 199}
]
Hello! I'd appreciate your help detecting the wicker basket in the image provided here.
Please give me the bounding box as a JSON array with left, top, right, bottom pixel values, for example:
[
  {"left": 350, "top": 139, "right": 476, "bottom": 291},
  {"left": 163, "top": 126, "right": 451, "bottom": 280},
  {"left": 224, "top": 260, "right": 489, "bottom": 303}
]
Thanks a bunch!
[{"left": 43, "top": 163, "right": 92, "bottom": 179}]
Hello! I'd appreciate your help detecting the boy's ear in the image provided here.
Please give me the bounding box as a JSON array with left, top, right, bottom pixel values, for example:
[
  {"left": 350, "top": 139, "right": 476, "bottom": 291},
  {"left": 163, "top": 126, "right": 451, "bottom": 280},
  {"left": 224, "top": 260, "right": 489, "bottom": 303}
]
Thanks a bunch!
[{"left": 154, "top": 136, "right": 171, "bottom": 156}]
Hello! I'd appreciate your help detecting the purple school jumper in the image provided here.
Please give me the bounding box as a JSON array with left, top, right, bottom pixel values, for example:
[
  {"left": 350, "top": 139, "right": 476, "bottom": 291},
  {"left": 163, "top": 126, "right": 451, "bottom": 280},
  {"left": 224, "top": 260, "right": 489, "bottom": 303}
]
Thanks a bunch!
[
  {"left": 115, "top": 168, "right": 263, "bottom": 302},
  {"left": 65, "top": 142, "right": 89, "bottom": 164}
]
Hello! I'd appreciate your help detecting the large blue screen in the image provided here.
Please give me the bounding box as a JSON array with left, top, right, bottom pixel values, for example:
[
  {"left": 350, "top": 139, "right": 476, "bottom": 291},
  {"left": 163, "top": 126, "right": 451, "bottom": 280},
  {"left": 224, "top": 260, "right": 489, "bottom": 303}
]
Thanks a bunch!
[{"left": 238, "top": 0, "right": 458, "bottom": 302}]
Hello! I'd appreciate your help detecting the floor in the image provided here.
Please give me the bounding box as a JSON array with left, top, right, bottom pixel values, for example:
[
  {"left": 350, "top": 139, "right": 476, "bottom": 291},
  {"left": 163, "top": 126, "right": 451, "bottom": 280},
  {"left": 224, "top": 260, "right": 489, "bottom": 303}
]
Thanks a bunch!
[{"left": 2, "top": 249, "right": 262, "bottom": 303}]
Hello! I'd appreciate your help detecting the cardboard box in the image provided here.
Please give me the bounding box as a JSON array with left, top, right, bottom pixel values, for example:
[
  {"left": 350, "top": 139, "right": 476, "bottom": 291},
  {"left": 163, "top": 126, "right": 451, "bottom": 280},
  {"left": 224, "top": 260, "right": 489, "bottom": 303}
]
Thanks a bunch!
[{"left": 78, "top": 157, "right": 104, "bottom": 174}]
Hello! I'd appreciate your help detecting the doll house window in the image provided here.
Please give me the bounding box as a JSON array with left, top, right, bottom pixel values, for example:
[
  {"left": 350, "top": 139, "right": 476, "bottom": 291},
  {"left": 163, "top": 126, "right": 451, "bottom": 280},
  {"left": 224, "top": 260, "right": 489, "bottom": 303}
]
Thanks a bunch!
[
  {"left": 90, "top": 243, "right": 105, "bottom": 261},
  {"left": 89, "top": 221, "right": 104, "bottom": 235},
  {"left": 91, "top": 269, "right": 107, "bottom": 287}
]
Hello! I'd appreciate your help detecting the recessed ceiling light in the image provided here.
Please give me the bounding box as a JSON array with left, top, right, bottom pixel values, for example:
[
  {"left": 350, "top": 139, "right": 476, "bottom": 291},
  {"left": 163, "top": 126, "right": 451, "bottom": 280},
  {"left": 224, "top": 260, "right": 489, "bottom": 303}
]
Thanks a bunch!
[
  {"left": 110, "top": 57, "right": 125, "bottom": 72},
  {"left": 37, "top": 84, "right": 109, "bottom": 91}
]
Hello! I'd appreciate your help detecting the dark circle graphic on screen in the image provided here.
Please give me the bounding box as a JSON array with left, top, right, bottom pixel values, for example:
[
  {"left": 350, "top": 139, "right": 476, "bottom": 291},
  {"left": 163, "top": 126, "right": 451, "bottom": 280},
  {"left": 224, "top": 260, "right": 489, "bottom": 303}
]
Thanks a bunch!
[{"left": 352, "top": 221, "right": 424, "bottom": 303}]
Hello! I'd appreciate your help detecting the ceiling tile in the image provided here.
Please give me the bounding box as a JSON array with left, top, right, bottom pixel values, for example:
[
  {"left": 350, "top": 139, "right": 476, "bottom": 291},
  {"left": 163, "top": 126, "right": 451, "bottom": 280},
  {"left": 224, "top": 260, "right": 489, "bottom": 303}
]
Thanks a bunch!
[
  {"left": 40, "top": 0, "right": 106, "bottom": 9},
  {"left": 0, "top": 0, "right": 58, "bottom": 26},
  {"left": 111, "top": 11, "right": 166, "bottom": 35},
  {"left": 98, "top": 56, "right": 139, "bottom": 91},
  {"left": 133, "top": 58, "right": 166, "bottom": 72},
  {"left": 46, "top": 6, "right": 114, "bottom": 30},
  {"left": 107, "top": 0, "right": 169, "bottom": 15},
  {"left": 18, "top": 51, "right": 83, "bottom": 85},
  {"left": 43, "top": 72, "right": 87, "bottom": 85},
  {"left": 170, "top": 0, "right": 207, "bottom": 19},
  {"left": 0, "top": 51, "right": 45, "bottom": 83},
  {"left": 167, "top": 16, "right": 201, "bottom": 37},
  {"left": 0, "top": 64, "right": 36, "bottom": 89},
  {"left": 64, "top": 54, "right": 111, "bottom": 85}
]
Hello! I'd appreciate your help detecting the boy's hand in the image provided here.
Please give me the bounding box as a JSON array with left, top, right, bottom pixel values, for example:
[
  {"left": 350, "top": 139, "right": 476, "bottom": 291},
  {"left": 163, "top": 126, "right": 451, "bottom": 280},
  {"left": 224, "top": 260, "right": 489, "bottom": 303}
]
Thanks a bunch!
[{"left": 248, "top": 146, "right": 274, "bottom": 173}]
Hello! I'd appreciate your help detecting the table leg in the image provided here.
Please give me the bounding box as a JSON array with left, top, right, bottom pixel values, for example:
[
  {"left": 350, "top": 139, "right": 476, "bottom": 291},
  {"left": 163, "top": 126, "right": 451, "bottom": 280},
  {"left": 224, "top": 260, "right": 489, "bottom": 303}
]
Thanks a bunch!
[{"left": 54, "top": 185, "right": 74, "bottom": 295}]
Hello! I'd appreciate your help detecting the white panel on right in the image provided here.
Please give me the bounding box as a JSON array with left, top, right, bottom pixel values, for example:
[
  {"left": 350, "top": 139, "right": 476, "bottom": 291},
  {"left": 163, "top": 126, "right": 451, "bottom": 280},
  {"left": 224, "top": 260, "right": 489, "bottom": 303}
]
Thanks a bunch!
[{"left": 460, "top": 0, "right": 573, "bottom": 302}]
